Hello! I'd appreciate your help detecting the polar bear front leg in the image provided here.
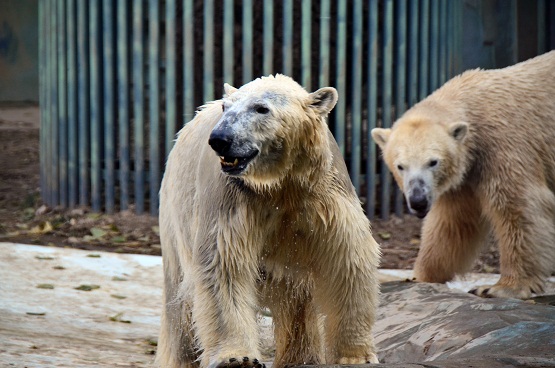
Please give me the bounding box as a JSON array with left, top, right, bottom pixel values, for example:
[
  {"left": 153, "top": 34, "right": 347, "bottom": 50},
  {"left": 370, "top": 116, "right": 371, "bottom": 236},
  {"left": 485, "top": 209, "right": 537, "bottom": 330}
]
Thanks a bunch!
[
  {"left": 471, "top": 184, "right": 555, "bottom": 299},
  {"left": 314, "top": 239, "right": 380, "bottom": 364},
  {"left": 192, "top": 261, "right": 264, "bottom": 368},
  {"left": 414, "top": 187, "right": 488, "bottom": 283}
]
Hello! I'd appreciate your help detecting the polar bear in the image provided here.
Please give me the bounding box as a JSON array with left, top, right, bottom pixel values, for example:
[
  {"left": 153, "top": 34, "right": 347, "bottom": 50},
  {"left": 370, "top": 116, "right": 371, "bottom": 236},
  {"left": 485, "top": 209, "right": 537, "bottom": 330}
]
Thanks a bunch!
[
  {"left": 372, "top": 51, "right": 555, "bottom": 299},
  {"left": 156, "top": 75, "right": 381, "bottom": 368}
]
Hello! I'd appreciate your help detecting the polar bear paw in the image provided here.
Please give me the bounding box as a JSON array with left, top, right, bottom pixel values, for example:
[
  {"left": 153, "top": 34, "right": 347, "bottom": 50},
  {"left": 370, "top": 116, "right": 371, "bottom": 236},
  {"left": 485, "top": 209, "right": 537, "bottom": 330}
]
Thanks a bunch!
[
  {"left": 468, "top": 284, "right": 533, "bottom": 299},
  {"left": 215, "top": 357, "right": 265, "bottom": 368},
  {"left": 338, "top": 353, "right": 379, "bottom": 364}
]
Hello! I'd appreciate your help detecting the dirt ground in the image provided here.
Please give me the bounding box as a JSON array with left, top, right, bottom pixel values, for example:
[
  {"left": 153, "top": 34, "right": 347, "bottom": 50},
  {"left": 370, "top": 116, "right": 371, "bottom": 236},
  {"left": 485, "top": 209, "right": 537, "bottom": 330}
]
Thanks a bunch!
[{"left": 0, "top": 104, "right": 499, "bottom": 273}]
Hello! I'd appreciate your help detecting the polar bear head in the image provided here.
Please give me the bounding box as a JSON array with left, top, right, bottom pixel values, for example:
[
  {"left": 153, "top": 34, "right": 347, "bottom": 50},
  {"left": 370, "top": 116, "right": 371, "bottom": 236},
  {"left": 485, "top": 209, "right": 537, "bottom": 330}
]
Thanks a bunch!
[
  {"left": 372, "top": 107, "right": 470, "bottom": 218},
  {"left": 208, "top": 74, "right": 338, "bottom": 190}
]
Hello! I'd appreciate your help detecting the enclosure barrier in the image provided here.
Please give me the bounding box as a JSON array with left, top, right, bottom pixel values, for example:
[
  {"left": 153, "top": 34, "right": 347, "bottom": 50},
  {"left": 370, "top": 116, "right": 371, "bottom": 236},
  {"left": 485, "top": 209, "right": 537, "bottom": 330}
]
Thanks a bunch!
[{"left": 39, "top": 0, "right": 462, "bottom": 218}]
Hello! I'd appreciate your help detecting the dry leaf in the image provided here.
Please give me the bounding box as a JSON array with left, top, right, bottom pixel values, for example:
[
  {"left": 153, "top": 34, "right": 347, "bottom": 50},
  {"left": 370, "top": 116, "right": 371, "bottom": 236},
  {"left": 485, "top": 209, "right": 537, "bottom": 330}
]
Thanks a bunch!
[
  {"left": 378, "top": 232, "right": 392, "bottom": 240},
  {"left": 75, "top": 284, "right": 100, "bottom": 291}
]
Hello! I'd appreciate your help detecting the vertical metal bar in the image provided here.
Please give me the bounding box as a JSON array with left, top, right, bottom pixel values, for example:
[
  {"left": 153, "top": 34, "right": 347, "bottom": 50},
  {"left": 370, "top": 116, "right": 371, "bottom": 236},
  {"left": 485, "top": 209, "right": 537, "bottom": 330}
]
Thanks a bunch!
[
  {"left": 44, "top": 0, "right": 51, "bottom": 206},
  {"left": 429, "top": 0, "right": 439, "bottom": 92},
  {"left": 301, "top": 0, "right": 311, "bottom": 89},
  {"left": 149, "top": 0, "right": 160, "bottom": 215},
  {"left": 350, "top": 0, "right": 362, "bottom": 191},
  {"left": 166, "top": 0, "right": 177, "bottom": 158},
  {"left": 419, "top": 0, "right": 430, "bottom": 100},
  {"left": 103, "top": 0, "right": 115, "bottom": 213},
  {"left": 263, "top": 0, "right": 274, "bottom": 76},
  {"left": 537, "top": 0, "right": 546, "bottom": 54},
  {"left": 39, "top": 0, "right": 46, "bottom": 204},
  {"left": 242, "top": 0, "right": 253, "bottom": 84},
  {"left": 118, "top": 0, "right": 130, "bottom": 210},
  {"left": 50, "top": 0, "right": 59, "bottom": 206},
  {"left": 203, "top": 0, "right": 214, "bottom": 101},
  {"left": 319, "top": 0, "right": 330, "bottom": 87},
  {"left": 283, "top": 0, "right": 293, "bottom": 76},
  {"left": 183, "top": 0, "right": 195, "bottom": 122},
  {"left": 451, "top": 0, "right": 457, "bottom": 75},
  {"left": 380, "top": 0, "right": 393, "bottom": 220},
  {"left": 438, "top": 0, "right": 446, "bottom": 85},
  {"left": 133, "top": 0, "right": 144, "bottom": 214},
  {"left": 67, "top": 0, "right": 78, "bottom": 207},
  {"left": 334, "top": 0, "right": 347, "bottom": 156},
  {"left": 366, "top": 0, "right": 378, "bottom": 219},
  {"left": 90, "top": 0, "right": 101, "bottom": 212},
  {"left": 223, "top": 0, "right": 234, "bottom": 84},
  {"left": 408, "top": 0, "right": 419, "bottom": 106},
  {"left": 77, "top": 0, "right": 90, "bottom": 206},
  {"left": 58, "top": 0, "right": 68, "bottom": 208},
  {"left": 394, "top": 0, "right": 407, "bottom": 217}
]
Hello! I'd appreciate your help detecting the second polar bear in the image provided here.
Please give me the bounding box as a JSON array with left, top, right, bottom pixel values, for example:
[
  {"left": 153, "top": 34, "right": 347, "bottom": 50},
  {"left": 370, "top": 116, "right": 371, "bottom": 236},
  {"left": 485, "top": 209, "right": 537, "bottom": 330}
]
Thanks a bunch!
[{"left": 372, "top": 51, "right": 555, "bottom": 299}]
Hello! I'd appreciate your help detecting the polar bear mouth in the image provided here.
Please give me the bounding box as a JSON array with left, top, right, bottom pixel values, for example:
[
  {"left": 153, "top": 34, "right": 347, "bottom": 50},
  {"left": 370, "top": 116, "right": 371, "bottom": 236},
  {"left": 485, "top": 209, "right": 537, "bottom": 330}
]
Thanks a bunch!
[{"left": 218, "top": 151, "right": 259, "bottom": 175}]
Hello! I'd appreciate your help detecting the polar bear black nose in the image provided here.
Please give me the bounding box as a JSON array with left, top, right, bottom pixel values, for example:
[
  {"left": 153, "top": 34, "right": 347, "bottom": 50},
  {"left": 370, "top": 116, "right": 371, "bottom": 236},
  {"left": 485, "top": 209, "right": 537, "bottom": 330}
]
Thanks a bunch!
[
  {"left": 409, "top": 192, "right": 428, "bottom": 213},
  {"left": 208, "top": 132, "right": 233, "bottom": 156}
]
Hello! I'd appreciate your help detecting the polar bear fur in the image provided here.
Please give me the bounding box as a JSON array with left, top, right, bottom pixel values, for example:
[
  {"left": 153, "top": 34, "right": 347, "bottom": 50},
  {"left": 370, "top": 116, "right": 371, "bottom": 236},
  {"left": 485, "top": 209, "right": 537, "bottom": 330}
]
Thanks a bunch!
[
  {"left": 157, "top": 75, "right": 381, "bottom": 368},
  {"left": 372, "top": 51, "right": 555, "bottom": 299}
]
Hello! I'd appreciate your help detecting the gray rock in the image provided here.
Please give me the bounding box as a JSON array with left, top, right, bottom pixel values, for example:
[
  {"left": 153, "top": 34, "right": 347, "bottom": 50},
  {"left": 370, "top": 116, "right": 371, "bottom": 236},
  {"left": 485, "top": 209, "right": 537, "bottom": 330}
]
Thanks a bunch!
[{"left": 372, "top": 281, "right": 555, "bottom": 367}]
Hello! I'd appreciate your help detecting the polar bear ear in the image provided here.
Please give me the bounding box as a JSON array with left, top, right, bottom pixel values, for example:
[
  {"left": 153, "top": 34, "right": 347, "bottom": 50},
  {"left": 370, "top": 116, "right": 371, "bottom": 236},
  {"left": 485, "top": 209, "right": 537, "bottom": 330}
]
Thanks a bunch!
[
  {"left": 224, "top": 83, "right": 238, "bottom": 97},
  {"left": 448, "top": 122, "right": 469, "bottom": 142},
  {"left": 308, "top": 87, "right": 339, "bottom": 116},
  {"left": 371, "top": 128, "right": 392, "bottom": 149}
]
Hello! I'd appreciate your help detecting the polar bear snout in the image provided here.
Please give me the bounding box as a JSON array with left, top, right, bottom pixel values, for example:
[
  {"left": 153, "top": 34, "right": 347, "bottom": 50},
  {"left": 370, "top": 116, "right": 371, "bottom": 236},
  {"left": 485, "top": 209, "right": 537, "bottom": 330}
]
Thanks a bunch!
[
  {"left": 209, "top": 128, "right": 259, "bottom": 175},
  {"left": 208, "top": 131, "right": 233, "bottom": 156},
  {"left": 407, "top": 181, "right": 431, "bottom": 218}
]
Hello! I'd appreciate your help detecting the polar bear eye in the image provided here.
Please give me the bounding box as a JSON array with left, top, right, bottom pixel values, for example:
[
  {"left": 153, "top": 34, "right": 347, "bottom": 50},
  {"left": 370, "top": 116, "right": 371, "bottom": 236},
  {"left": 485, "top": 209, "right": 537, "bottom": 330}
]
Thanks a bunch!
[
  {"left": 397, "top": 164, "right": 404, "bottom": 171},
  {"left": 429, "top": 159, "right": 438, "bottom": 168},
  {"left": 255, "top": 105, "right": 270, "bottom": 114}
]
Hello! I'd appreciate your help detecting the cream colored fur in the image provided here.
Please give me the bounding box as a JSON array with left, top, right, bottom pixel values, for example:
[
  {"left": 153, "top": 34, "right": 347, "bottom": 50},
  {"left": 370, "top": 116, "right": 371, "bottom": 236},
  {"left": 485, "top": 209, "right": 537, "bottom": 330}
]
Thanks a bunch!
[
  {"left": 372, "top": 51, "right": 555, "bottom": 299},
  {"left": 157, "top": 75, "right": 380, "bottom": 368}
]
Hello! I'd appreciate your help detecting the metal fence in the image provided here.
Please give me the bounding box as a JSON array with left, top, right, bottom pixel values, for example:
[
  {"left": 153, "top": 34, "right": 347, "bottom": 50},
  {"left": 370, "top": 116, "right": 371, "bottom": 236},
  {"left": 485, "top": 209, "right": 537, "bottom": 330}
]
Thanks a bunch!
[{"left": 39, "top": 0, "right": 462, "bottom": 218}]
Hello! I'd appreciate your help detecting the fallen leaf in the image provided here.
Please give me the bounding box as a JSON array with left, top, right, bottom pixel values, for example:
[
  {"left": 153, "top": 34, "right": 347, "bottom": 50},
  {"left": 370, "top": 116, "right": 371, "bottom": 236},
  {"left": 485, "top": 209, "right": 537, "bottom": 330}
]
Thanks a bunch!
[
  {"left": 110, "top": 312, "right": 131, "bottom": 323},
  {"left": 26, "top": 312, "right": 46, "bottom": 316},
  {"left": 112, "top": 276, "right": 127, "bottom": 281},
  {"left": 409, "top": 238, "right": 420, "bottom": 245},
  {"left": 30, "top": 221, "right": 53, "bottom": 234},
  {"left": 111, "top": 235, "right": 126, "bottom": 243},
  {"left": 75, "top": 284, "right": 100, "bottom": 291},
  {"left": 87, "top": 254, "right": 101, "bottom": 258},
  {"left": 37, "top": 284, "right": 55, "bottom": 289},
  {"left": 35, "top": 255, "right": 55, "bottom": 260},
  {"left": 87, "top": 213, "right": 102, "bottom": 220},
  {"left": 53, "top": 265, "right": 65, "bottom": 270},
  {"left": 378, "top": 232, "right": 391, "bottom": 240},
  {"left": 111, "top": 294, "right": 127, "bottom": 299},
  {"left": 90, "top": 227, "right": 107, "bottom": 239}
]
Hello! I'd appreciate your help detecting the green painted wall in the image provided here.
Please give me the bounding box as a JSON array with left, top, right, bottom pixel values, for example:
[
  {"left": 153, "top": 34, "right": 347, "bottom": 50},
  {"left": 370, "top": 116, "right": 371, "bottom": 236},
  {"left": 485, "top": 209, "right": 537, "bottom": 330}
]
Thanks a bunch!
[{"left": 0, "top": 0, "right": 39, "bottom": 102}]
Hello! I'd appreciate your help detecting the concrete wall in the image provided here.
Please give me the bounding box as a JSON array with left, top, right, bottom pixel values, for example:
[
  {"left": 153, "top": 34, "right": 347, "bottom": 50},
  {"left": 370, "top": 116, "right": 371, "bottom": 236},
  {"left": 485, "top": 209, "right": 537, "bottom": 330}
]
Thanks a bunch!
[{"left": 0, "top": 0, "right": 39, "bottom": 102}]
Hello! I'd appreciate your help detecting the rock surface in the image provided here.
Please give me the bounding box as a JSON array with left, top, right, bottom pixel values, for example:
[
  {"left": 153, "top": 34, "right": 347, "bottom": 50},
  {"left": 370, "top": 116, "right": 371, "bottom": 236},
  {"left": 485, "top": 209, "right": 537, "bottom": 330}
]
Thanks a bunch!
[
  {"left": 1, "top": 242, "right": 554, "bottom": 367},
  {"left": 372, "top": 281, "right": 555, "bottom": 367}
]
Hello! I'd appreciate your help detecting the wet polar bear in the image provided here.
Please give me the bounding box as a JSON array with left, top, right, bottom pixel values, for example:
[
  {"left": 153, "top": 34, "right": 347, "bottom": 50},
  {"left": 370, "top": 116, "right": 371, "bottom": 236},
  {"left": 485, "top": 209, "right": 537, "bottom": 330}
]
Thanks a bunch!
[
  {"left": 157, "top": 75, "right": 380, "bottom": 368},
  {"left": 372, "top": 51, "right": 555, "bottom": 299}
]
